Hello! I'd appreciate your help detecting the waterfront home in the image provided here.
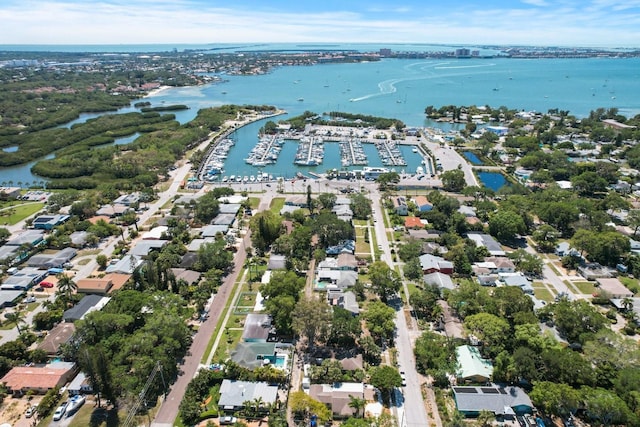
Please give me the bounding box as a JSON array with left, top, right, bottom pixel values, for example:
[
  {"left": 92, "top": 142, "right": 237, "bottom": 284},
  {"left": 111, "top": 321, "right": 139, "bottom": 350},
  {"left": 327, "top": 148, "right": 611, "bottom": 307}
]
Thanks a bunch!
[{"left": 241, "top": 314, "right": 273, "bottom": 343}]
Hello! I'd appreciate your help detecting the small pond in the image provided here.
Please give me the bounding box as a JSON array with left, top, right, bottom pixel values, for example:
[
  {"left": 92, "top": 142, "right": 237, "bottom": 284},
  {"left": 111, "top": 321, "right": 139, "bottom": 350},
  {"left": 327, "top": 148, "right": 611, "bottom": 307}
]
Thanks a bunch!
[
  {"left": 477, "top": 171, "right": 508, "bottom": 192},
  {"left": 462, "top": 151, "right": 484, "bottom": 165},
  {"left": 2, "top": 146, "right": 19, "bottom": 153}
]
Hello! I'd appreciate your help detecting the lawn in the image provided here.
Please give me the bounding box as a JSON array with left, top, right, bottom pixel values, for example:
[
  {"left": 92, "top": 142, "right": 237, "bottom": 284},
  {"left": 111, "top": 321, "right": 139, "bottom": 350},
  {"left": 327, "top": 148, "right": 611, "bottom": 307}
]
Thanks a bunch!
[
  {"left": 620, "top": 277, "right": 640, "bottom": 295},
  {"left": 248, "top": 197, "right": 261, "bottom": 209},
  {"left": 269, "top": 197, "right": 285, "bottom": 214},
  {"left": 0, "top": 202, "right": 44, "bottom": 225},
  {"left": 533, "top": 286, "right": 555, "bottom": 302},
  {"left": 68, "top": 405, "right": 130, "bottom": 427},
  {"left": 213, "top": 327, "right": 243, "bottom": 361},
  {"left": 573, "top": 281, "right": 596, "bottom": 294}
]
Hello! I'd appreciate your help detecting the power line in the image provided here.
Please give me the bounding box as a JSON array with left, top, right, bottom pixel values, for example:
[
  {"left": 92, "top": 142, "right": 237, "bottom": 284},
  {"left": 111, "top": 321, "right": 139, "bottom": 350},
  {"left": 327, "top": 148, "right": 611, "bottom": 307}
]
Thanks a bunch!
[{"left": 123, "top": 361, "right": 165, "bottom": 427}]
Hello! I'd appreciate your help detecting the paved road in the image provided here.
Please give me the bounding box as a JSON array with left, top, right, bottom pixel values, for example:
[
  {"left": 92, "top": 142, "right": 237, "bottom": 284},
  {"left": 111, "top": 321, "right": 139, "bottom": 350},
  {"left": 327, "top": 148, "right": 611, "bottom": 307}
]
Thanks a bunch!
[
  {"left": 152, "top": 231, "right": 250, "bottom": 427},
  {"left": 370, "top": 192, "right": 430, "bottom": 427}
]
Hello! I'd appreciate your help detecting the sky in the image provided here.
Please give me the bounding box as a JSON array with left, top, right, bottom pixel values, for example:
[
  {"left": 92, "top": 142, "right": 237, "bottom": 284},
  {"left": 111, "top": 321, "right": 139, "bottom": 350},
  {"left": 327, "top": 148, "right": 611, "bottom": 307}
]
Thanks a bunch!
[{"left": 2, "top": 0, "right": 640, "bottom": 47}]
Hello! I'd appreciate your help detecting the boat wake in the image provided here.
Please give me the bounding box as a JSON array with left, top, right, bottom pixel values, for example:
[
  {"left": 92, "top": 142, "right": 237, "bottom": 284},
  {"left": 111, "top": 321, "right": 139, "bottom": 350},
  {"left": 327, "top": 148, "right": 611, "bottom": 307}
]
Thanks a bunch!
[{"left": 348, "top": 62, "right": 498, "bottom": 102}]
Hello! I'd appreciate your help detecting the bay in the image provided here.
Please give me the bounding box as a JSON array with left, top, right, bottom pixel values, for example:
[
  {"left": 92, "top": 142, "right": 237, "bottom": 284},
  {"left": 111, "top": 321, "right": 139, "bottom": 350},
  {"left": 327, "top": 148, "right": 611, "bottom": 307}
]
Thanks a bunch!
[{"left": 4, "top": 56, "right": 640, "bottom": 184}]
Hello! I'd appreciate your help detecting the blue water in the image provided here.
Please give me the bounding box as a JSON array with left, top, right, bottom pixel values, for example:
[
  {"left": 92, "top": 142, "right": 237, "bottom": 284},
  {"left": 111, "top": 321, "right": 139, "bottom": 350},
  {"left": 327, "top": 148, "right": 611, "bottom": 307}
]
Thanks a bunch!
[
  {"left": 4, "top": 56, "right": 640, "bottom": 183},
  {"left": 462, "top": 151, "right": 484, "bottom": 165},
  {"left": 478, "top": 171, "right": 508, "bottom": 191}
]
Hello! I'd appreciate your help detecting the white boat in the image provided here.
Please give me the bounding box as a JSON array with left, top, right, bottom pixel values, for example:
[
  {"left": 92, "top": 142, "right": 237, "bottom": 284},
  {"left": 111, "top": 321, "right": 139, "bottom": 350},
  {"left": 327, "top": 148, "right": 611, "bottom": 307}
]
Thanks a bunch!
[
  {"left": 66, "top": 395, "right": 86, "bottom": 416},
  {"left": 412, "top": 147, "right": 418, "bottom": 153},
  {"left": 222, "top": 176, "right": 228, "bottom": 183},
  {"left": 243, "top": 176, "right": 249, "bottom": 183},
  {"left": 250, "top": 175, "right": 256, "bottom": 182},
  {"left": 229, "top": 175, "right": 235, "bottom": 182}
]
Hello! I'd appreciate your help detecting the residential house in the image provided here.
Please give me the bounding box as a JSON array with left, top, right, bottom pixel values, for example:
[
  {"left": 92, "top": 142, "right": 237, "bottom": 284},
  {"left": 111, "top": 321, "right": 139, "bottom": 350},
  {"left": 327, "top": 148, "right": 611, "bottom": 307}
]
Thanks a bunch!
[
  {"left": 421, "top": 242, "right": 448, "bottom": 256},
  {"left": 37, "top": 323, "right": 76, "bottom": 356},
  {"left": 229, "top": 342, "right": 279, "bottom": 369},
  {"left": 27, "top": 247, "right": 77, "bottom": 269},
  {"left": 241, "top": 314, "right": 273, "bottom": 342},
  {"left": 0, "top": 290, "right": 24, "bottom": 308},
  {"left": 578, "top": 263, "right": 612, "bottom": 280},
  {"left": 419, "top": 254, "right": 454, "bottom": 275},
  {"left": 6, "top": 230, "right": 45, "bottom": 247},
  {"left": 424, "top": 272, "right": 455, "bottom": 291},
  {"left": 316, "top": 270, "right": 358, "bottom": 290},
  {"left": 63, "top": 295, "right": 110, "bottom": 322},
  {"left": 213, "top": 214, "right": 236, "bottom": 227},
  {"left": 105, "top": 254, "right": 143, "bottom": 274},
  {"left": 456, "top": 345, "right": 493, "bottom": 383},
  {"left": 326, "top": 240, "right": 355, "bottom": 255},
  {"left": 130, "top": 240, "right": 168, "bottom": 257},
  {"left": 169, "top": 268, "right": 201, "bottom": 286},
  {"left": 285, "top": 195, "right": 308, "bottom": 208},
  {"left": 453, "top": 385, "right": 533, "bottom": 418},
  {"left": 500, "top": 274, "right": 533, "bottom": 294},
  {"left": 219, "top": 203, "right": 242, "bottom": 215},
  {"left": 32, "top": 214, "right": 70, "bottom": 230},
  {"left": 392, "top": 196, "right": 408, "bottom": 216},
  {"left": 268, "top": 254, "right": 287, "bottom": 270},
  {"left": 76, "top": 278, "right": 113, "bottom": 295},
  {"left": 95, "top": 204, "right": 130, "bottom": 217},
  {"left": 67, "top": 372, "right": 93, "bottom": 396},
  {"left": 467, "top": 233, "right": 506, "bottom": 256},
  {"left": 113, "top": 193, "right": 140, "bottom": 206},
  {"left": 0, "top": 186, "right": 21, "bottom": 199},
  {"left": 404, "top": 216, "right": 423, "bottom": 229},
  {"left": 555, "top": 242, "right": 579, "bottom": 257},
  {"left": 327, "top": 289, "right": 360, "bottom": 315},
  {"left": 69, "top": 231, "right": 89, "bottom": 248},
  {"left": 1, "top": 361, "right": 77, "bottom": 396},
  {"left": 200, "top": 224, "right": 229, "bottom": 237},
  {"left": 413, "top": 196, "right": 433, "bottom": 212},
  {"left": 309, "top": 382, "right": 375, "bottom": 417},
  {"left": 407, "top": 229, "right": 442, "bottom": 241},
  {"left": 141, "top": 226, "right": 168, "bottom": 240},
  {"left": 337, "top": 253, "right": 358, "bottom": 271},
  {"left": 458, "top": 205, "right": 477, "bottom": 217},
  {"left": 218, "top": 379, "right": 279, "bottom": 412}
]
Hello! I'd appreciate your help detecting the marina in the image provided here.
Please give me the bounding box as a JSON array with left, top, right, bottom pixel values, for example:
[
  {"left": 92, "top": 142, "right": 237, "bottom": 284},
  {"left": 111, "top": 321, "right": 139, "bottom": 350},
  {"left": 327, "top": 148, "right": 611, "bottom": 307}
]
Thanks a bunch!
[
  {"left": 374, "top": 140, "right": 407, "bottom": 167},
  {"left": 339, "top": 139, "right": 368, "bottom": 167},
  {"left": 294, "top": 136, "right": 325, "bottom": 166},
  {"left": 244, "top": 134, "right": 285, "bottom": 166},
  {"left": 203, "top": 137, "right": 234, "bottom": 179}
]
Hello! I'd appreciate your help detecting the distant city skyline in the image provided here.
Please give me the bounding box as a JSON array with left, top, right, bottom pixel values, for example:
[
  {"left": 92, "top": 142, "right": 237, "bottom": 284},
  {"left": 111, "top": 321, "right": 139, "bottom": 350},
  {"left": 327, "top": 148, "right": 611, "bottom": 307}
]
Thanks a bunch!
[{"left": 1, "top": 0, "right": 640, "bottom": 48}]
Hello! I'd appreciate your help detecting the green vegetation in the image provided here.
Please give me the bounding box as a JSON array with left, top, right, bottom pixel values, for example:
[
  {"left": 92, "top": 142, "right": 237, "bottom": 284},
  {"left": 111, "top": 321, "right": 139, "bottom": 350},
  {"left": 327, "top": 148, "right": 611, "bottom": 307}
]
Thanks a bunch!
[{"left": 0, "top": 202, "right": 44, "bottom": 225}]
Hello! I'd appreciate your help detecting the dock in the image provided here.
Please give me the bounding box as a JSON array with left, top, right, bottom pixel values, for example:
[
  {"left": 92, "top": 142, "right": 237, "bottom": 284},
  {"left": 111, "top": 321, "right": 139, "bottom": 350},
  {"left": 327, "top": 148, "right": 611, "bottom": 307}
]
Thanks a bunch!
[
  {"left": 340, "top": 138, "right": 368, "bottom": 166},
  {"left": 294, "top": 137, "right": 324, "bottom": 166},
  {"left": 374, "top": 140, "right": 407, "bottom": 166}
]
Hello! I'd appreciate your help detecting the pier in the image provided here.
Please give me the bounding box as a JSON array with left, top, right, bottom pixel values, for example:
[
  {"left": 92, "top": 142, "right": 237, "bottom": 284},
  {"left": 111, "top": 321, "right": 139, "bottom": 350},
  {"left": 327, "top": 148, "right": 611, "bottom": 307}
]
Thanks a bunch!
[
  {"left": 245, "top": 134, "right": 284, "bottom": 166},
  {"left": 374, "top": 140, "right": 407, "bottom": 167},
  {"left": 294, "top": 137, "right": 324, "bottom": 166},
  {"left": 340, "top": 138, "right": 368, "bottom": 166}
]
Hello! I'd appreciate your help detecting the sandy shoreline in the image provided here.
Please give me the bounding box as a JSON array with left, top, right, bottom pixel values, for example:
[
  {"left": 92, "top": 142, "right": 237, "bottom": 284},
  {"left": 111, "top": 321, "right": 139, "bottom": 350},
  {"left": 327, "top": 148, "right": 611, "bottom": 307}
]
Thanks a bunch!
[{"left": 144, "top": 85, "right": 172, "bottom": 97}]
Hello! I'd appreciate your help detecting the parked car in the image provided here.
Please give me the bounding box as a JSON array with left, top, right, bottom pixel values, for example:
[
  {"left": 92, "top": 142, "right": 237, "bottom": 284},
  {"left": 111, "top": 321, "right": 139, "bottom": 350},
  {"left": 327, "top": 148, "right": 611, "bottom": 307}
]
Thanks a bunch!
[
  {"left": 25, "top": 405, "right": 37, "bottom": 418},
  {"left": 39, "top": 281, "right": 54, "bottom": 288},
  {"left": 24, "top": 295, "right": 36, "bottom": 303},
  {"left": 53, "top": 401, "right": 68, "bottom": 421},
  {"left": 219, "top": 416, "right": 237, "bottom": 425}
]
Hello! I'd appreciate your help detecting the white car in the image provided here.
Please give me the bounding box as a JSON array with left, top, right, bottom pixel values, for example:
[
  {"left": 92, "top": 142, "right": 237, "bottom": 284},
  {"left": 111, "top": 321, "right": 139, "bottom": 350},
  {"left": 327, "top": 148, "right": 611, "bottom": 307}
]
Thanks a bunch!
[
  {"left": 219, "top": 415, "right": 237, "bottom": 425},
  {"left": 53, "top": 401, "right": 68, "bottom": 421},
  {"left": 400, "top": 370, "right": 407, "bottom": 387}
]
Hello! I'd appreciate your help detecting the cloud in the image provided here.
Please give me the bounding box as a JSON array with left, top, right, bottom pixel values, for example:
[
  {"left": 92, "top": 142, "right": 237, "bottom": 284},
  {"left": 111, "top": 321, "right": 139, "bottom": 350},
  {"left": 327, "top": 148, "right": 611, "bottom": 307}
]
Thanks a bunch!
[{"left": 0, "top": 0, "right": 639, "bottom": 46}]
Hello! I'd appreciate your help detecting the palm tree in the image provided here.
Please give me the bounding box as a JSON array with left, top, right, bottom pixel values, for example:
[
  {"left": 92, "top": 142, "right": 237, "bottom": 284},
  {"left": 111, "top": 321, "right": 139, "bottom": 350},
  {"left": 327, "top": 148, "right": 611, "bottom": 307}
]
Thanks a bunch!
[
  {"left": 56, "top": 274, "right": 77, "bottom": 305},
  {"left": 4, "top": 310, "right": 26, "bottom": 334},
  {"left": 348, "top": 395, "right": 366, "bottom": 418}
]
